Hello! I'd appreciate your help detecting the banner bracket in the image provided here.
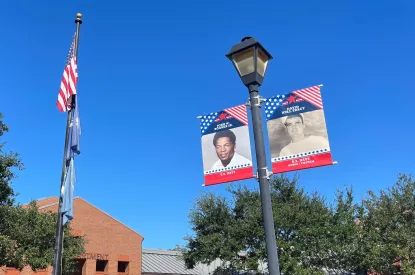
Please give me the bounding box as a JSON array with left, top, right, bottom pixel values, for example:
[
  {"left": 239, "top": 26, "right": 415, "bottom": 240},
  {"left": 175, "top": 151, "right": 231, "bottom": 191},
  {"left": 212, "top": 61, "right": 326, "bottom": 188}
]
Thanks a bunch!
[
  {"left": 254, "top": 167, "right": 272, "bottom": 181},
  {"left": 247, "top": 96, "right": 266, "bottom": 108}
]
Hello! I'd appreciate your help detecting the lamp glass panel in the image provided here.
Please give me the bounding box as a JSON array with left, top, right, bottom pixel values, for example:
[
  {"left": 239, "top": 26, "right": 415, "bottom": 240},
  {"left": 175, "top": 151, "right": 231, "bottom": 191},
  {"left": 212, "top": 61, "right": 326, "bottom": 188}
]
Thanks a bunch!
[
  {"left": 257, "top": 48, "right": 269, "bottom": 77},
  {"left": 232, "top": 47, "right": 255, "bottom": 76}
]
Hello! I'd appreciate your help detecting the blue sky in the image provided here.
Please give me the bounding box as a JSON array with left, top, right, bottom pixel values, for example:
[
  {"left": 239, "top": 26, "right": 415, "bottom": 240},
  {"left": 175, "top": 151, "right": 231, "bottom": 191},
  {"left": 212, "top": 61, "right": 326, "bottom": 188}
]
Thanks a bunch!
[{"left": 1, "top": 0, "right": 414, "bottom": 249}]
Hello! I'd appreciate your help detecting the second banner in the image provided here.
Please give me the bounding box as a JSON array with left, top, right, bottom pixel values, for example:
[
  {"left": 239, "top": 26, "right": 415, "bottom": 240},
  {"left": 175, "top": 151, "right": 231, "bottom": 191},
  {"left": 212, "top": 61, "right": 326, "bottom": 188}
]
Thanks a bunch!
[{"left": 265, "top": 85, "right": 334, "bottom": 173}]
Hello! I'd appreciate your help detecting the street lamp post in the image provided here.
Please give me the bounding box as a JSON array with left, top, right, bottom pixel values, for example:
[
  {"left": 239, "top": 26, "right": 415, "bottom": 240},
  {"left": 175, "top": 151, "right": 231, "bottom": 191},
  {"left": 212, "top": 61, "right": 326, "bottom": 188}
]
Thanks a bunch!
[{"left": 226, "top": 37, "right": 281, "bottom": 275}]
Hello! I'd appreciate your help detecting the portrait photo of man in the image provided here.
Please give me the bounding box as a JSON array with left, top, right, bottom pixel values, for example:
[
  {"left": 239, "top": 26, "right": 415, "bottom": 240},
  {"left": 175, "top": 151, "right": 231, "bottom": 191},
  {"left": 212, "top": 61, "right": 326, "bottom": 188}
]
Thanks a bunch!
[
  {"left": 210, "top": 129, "right": 252, "bottom": 170},
  {"left": 279, "top": 113, "right": 330, "bottom": 157}
]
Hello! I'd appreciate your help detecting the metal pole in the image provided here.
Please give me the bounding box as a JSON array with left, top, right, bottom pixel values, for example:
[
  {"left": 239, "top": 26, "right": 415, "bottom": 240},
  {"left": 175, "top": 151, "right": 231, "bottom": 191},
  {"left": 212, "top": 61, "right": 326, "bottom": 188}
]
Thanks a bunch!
[
  {"left": 52, "top": 13, "right": 82, "bottom": 275},
  {"left": 248, "top": 84, "right": 281, "bottom": 275}
]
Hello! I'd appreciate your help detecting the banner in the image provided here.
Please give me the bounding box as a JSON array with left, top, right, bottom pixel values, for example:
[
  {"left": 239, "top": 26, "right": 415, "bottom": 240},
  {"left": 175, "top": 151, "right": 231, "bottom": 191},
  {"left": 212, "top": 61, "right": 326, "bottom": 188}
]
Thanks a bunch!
[
  {"left": 199, "top": 105, "right": 254, "bottom": 186},
  {"left": 265, "top": 85, "right": 333, "bottom": 173}
]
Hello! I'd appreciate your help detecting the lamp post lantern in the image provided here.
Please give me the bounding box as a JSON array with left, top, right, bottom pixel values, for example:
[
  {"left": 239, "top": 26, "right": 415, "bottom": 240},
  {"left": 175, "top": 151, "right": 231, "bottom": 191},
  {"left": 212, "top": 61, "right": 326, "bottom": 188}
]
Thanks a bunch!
[
  {"left": 226, "top": 37, "right": 281, "bottom": 275},
  {"left": 225, "top": 36, "right": 273, "bottom": 87}
]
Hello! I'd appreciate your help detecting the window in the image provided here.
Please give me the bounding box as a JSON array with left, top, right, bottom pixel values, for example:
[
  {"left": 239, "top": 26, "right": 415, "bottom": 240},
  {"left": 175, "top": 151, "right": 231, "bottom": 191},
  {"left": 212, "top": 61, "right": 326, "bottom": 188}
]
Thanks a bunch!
[
  {"left": 74, "top": 259, "right": 86, "bottom": 275},
  {"left": 96, "top": 260, "right": 108, "bottom": 272},
  {"left": 117, "top": 262, "right": 129, "bottom": 273}
]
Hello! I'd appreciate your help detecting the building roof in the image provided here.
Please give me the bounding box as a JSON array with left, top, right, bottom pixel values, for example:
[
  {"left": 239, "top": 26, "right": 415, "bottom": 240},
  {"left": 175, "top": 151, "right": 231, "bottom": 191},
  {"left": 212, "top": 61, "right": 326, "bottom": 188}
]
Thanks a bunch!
[
  {"left": 142, "top": 249, "right": 205, "bottom": 275},
  {"left": 32, "top": 196, "right": 143, "bottom": 238}
]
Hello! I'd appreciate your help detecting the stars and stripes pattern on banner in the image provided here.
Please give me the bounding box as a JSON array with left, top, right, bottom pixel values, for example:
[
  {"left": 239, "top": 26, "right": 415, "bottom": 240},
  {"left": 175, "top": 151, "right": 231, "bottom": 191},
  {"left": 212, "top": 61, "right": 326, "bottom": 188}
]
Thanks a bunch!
[
  {"left": 292, "top": 85, "right": 323, "bottom": 109},
  {"left": 57, "top": 34, "right": 78, "bottom": 112},
  {"left": 200, "top": 112, "right": 218, "bottom": 134},
  {"left": 224, "top": 104, "right": 248, "bottom": 125},
  {"left": 199, "top": 105, "right": 248, "bottom": 134},
  {"left": 264, "top": 95, "right": 286, "bottom": 120}
]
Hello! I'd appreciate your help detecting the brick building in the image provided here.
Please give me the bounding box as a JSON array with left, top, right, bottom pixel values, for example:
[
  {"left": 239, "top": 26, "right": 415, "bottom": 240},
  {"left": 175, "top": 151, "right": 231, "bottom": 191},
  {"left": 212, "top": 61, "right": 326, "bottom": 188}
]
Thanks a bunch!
[{"left": 1, "top": 197, "right": 144, "bottom": 275}]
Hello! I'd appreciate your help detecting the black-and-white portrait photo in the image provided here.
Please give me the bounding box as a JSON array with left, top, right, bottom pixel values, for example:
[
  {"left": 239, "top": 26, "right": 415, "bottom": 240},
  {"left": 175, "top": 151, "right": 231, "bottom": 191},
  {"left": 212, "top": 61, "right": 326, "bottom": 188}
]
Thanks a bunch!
[
  {"left": 267, "top": 110, "right": 330, "bottom": 158},
  {"left": 201, "top": 126, "right": 252, "bottom": 172}
]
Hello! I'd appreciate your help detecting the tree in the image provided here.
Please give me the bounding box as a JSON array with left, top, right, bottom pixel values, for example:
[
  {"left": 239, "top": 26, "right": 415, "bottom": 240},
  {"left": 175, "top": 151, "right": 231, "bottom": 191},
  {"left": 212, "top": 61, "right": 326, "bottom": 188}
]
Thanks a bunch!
[
  {"left": 0, "top": 202, "right": 86, "bottom": 274},
  {"left": 0, "top": 112, "right": 86, "bottom": 274},
  {"left": 169, "top": 245, "right": 187, "bottom": 253},
  {"left": 269, "top": 175, "right": 330, "bottom": 274},
  {"left": 183, "top": 192, "right": 241, "bottom": 270},
  {"left": 183, "top": 174, "right": 414, "bottom": 274},
  {"left": 183, "top": 175, "right": 331, "bottom": 274},
  {"left": 360, "top": 174, "right": 415, "bottom": 275},
  {"left": 0, "top": 112, "right": 23, "bottom": 206}
]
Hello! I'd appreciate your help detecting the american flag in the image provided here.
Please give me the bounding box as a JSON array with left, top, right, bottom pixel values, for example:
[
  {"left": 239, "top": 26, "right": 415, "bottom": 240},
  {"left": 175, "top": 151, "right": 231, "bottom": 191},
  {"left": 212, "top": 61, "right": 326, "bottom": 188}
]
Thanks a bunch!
[
  {"left": 199, "top": 105, "right": 249, "bottom": 134},
  {"left": 56, "top": 34, "right": 78, "bottom": 112},
  {"left": 264, "top": 94, "right": 285, "bottom": 120},
  {"left": 224, "top": 105, "right": 248, "bottom": 125},
  {"left": 292, "top": 85, "right": 323, "bottom": 109}
]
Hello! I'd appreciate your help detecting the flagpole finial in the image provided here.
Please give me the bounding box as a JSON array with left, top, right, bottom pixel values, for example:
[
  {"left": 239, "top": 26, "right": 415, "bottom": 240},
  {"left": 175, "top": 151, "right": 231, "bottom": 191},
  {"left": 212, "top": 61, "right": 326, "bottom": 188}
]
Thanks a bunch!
[{"left": 75, "top": 13, "right": 83, "bottom": 24}]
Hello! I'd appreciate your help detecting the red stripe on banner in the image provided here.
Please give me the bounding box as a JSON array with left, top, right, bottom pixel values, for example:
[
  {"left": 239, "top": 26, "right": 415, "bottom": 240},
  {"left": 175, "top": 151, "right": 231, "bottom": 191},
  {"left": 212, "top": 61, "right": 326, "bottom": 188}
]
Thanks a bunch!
[
  {"left": 225, "top": 105, "right": 248, "bottom": 125},
  {"left": 292, "top": 85, "right": 323, "bottom": 109},
  {"left": 271, "top": 152, "right": 333, "bottom": 174},
  {"left": 204, "top": 167, "right": 254, "bottom": 186}
]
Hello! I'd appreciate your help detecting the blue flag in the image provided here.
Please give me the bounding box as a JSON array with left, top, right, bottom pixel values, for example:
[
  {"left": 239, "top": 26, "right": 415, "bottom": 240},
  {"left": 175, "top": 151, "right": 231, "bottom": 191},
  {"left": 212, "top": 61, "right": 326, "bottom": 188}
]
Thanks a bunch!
[
  {"left": 61, "top": 95, "right": 81, "bottom": 225},
  {"left": 66, "top": 95, "right": 81, "bottom": 160},
  {"left": 61, "top": 158, "right": 76, "bottom": 225}
]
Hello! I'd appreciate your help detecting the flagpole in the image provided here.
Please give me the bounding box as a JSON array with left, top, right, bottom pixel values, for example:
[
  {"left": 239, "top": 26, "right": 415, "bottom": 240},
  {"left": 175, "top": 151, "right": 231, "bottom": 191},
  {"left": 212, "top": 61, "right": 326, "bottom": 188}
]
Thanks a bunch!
[{"left": 52, "top": 13, "right": 82, "bottom": 275}]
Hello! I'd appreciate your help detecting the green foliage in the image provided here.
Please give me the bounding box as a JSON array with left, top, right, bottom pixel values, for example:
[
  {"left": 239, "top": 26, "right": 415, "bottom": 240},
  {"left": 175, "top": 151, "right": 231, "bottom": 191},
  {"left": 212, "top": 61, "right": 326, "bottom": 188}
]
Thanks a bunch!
[
  {"left": 169, "top": 245, "right": 187, "bottom": 253},
  {"left": 0, "top": 112, "right": 86, "bottom": 273},
  {"left": 361, "top": 174, "right": 415, "bottom": 275},
  {"left": 0, "top": 112, "right": 24, "bottom": 206},
  {"left": 269, "top": 176, "right": 329, "bottom": 274},
  {"left": 184, "top": 193, "right": 241, "bottom": 269},
  {"left": 184, "top": 174, "right": 415, "bottom": 274},
  {"left": 184, "top": 175, "right": 328, "bottom": 274},
  {"left": 0, "top": 202, "right": 86, "bottom": 273}
]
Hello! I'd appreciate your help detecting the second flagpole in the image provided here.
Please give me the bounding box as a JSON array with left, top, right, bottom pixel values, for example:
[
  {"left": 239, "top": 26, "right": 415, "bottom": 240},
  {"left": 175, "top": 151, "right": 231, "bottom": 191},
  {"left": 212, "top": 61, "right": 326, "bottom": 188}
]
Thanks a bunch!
[{"left": 52, "top": 13, "right": 83, "bottom": 275}]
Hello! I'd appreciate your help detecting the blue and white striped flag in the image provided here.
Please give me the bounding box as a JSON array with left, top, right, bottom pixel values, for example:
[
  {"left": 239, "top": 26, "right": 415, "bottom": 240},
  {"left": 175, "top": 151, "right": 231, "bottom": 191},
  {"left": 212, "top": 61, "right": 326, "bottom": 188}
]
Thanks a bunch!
[
  {"left": 61, "top": 158, "right": 76, "bottom": 225},
  {"left": 66, "top": 95, "right": 81, "bottom": 160},
  {"left": 61, "top": 95, "right": 81, "bottom": 225}
]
